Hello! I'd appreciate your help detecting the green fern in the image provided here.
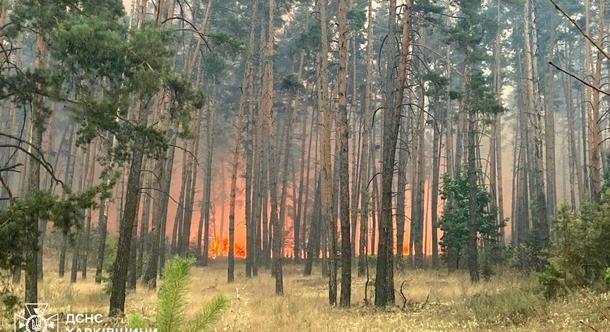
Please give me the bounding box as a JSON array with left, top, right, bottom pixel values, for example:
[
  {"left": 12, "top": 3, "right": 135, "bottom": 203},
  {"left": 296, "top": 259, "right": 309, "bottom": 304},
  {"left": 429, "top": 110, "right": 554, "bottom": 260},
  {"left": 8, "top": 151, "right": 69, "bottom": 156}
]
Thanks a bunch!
[
  {"left": 157, "top": 257, "right": 194, "bottom": 332},
  {"left": 187, "top": 294, "right": 230, "bottom": 332}
]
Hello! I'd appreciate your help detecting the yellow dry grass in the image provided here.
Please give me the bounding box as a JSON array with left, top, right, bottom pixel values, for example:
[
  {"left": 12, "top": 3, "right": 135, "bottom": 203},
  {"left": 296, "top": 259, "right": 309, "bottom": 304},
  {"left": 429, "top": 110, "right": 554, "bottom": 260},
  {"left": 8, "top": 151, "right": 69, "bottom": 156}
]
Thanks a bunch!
[{"left": 3, "top": 260, "right": 609, "bottom": 331}]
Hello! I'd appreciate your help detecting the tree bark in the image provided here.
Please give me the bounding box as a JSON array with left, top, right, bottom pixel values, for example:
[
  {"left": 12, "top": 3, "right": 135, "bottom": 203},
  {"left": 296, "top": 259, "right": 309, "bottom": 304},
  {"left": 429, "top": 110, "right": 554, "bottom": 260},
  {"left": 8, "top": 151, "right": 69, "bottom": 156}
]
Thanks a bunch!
[
  {"left": 318, "top": 0, "right": 337, "bottom": 305},
  {"left": 358, "top": 0, "right": 374, "bottom": 277},
  {"left": 337, "top": 0, "right": 351, "bottom": 307},
  {"left": 109, "top": 99, "right": 147, "bottom": 316}
]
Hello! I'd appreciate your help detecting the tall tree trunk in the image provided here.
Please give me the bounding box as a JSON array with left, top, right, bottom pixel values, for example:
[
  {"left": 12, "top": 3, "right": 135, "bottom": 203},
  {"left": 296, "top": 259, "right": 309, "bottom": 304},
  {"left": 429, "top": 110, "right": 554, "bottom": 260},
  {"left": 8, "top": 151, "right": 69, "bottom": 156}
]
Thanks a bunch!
[
  {"left": 200, "top": 95, "right": 215, "bottom": 265},
  {"left": 523, "top": 0, "right": 548, "bottom": 244},
  {"left": 562, "top": 66, "right": 584, "bottom": 207},
  {"left": 137, "top": 176, "right": 152, "bottom": 279},
  {"left": 358, "top": 0, "right": 374, "bottom": 277},
  {"left": 71, "top": 148, "right": 90, "bottom": 283},
  {"left": 228, "top": 116, "right": 243, "bottom": 282},
  {"left": 411, "top": 87, "right": 425, "bottom": 269},
  {"left": 467, "top": 104, "right": 480, "bottom": 283},
  {"left": 304, "top": 176, "right": 321, "bottom": 276},
  {"left": 492, "top": 0, "right": 505, "bottom": 244},
  {"left": 172, "top": 148, "right": 188, "bottom": 254},
  {"left": 24, "top": 33, "right": 46, "bottom": 312},
  {"left": 585, "top": 0, "right": 604, "bottom": 202},
  {"left": 234, "top": 0, "right": 259, "bottom": 280},
  {"left": 59, "top": 125, "right": 76, "bottom": 277},
  {"left": 318, "top": 0, "right": 337, "bottom": 305},
  {"left": 81, "top": 141, "right": 97, "bottom": 279},
  {"left": 109, "top": 99, "right": 148, "bottom": 316},
  {"left": 376, "top": 0, "right": 411, "bottom": 306},
  {"left": 431, "top": 103, "right": 442, "bottom": 266},
  {"left": 294, "top": 109, "right": 309, "bottom": 261},
  {"left": 260, "top": 0, "right": 282, "bottom": 295},
  {"left": 337, "top": 0, "right": 351, "bottom": 307},
  {"left": 544, "top": 20, "right": 558, "bottom": 221},
  {"left": 127, "top": 157, "right": 147, "bottom": 290},
  {"left": 143, "top": 135, "right": 176, "bottom": 287},
  {"left": 395, "top": 123, "right": 408, "bottom": 267}
]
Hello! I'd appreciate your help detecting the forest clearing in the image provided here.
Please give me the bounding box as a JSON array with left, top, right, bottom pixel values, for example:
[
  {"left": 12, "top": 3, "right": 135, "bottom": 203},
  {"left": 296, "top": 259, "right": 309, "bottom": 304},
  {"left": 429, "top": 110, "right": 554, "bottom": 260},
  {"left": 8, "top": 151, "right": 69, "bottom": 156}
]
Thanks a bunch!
[{"left": 2, "top": 0, "right": 610, "bottom": 330}]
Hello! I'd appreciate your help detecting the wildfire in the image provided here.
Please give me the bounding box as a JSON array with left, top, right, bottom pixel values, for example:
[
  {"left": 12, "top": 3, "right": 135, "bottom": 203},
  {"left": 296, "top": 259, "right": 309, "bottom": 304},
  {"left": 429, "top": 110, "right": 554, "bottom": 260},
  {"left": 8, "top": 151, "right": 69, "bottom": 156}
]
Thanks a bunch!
[{"left": 209, "top": 238, "right": 246, "bottom": 258}]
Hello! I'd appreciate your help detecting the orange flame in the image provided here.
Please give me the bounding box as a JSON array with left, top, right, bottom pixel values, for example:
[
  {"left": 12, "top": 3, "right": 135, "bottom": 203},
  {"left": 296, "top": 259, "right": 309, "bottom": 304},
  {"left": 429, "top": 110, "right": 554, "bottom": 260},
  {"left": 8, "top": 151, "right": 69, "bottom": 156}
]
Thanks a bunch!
[{"left": 209, "top": 238, "right": 247, "bottom": 258}]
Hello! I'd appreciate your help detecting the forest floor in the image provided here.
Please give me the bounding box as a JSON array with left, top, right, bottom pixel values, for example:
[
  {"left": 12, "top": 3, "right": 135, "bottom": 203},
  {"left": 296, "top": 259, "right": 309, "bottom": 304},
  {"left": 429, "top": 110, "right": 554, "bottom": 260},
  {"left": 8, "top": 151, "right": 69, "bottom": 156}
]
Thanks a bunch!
[{"left": 3, "top": 259, "right": 610, "bottom": 331}]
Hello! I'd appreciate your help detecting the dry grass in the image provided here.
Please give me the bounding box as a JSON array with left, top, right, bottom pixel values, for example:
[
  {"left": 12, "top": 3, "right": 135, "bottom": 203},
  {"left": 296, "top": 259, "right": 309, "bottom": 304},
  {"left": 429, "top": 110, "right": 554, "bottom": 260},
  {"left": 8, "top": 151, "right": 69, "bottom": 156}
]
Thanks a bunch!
[{"left": 2, "top": 259, "right": 609, "bottom": 331}]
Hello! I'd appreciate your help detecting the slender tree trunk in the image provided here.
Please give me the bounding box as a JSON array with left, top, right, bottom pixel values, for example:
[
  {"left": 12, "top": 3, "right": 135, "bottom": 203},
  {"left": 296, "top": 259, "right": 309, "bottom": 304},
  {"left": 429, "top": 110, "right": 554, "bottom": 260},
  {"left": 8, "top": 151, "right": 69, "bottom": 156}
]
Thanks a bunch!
[
  {"left": 228, "top": 117, "right": 242, "bottom": 282},
  {"left": 430, "top": 105, "right": 442, "bottom": 266},
  {"left": 109, "top": 99, "right": 148, "bottom": 316},
  {"left": 586, "top": 0, "right": 604, "bottom": 202},
  {"left": 172, "top": 148, "right": 188, "bottom": 254},
  {"left": 491, "top": 0, "right": 505, "bottom": 244},
  {"left": 137, "top": 176, "right": 151, "bottom": 279},
  {"left": 395, "top": 122, "right": 408, "bottom": 267},
  {"left": 337, "top": 0, "right": 351, "bottom": 307},
  {"left": 376, "top": 0, "right": 410, "bottom": 306},
  {"left": 412, "top": 87, "right": 425, "bottom": 269},
  {"left": 304, "top": 177, "right": 321, "bottom": 276},
  {"left": 544, "top": 20, "right": 558, "bottom": 221},
  {"left": 234, "top": 0, "right": 259, "bottom": 279},
  {"left": 259, "top": 0, "right": 282, "bottom": 295},
  {"left": 81, "top": 142, "right": 97, "bottom": 279},
  {"left": 59, "top": 125, "right": 76, "bottom": 277},
  {"left": 467, "top": 103, "right": 479, "bottom": 282},
  {"left": 143, "top": 135, "right": 176, "bottom": 287},
  {"left": 23, "top": 33, "right": 47, "bottom": 313},
  {"left": 201, "top": 96, "right": 215, "bottom": 265},
  {"left": 358, "top": 0, "right": 374, "bottom": 277}
]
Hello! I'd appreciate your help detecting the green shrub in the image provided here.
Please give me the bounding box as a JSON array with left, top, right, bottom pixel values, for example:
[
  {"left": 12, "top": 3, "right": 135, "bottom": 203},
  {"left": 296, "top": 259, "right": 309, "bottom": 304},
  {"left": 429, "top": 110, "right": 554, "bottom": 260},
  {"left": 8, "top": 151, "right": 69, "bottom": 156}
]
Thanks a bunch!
[
  {"left": 538, "top": 260, "right": 568, "bottom": 299},
  {"left": 438, "top": 175, "right": 501, "bottom": 270},
  {"left": 537, "top": 202, "right": 610, "bottom": 298}
]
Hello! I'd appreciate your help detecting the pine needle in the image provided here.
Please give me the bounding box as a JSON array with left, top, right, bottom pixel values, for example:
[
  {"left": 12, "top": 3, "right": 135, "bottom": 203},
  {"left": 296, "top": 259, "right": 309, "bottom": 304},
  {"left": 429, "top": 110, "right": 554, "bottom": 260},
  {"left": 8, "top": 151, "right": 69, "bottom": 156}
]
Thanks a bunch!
[
  {"left": 156, "top": 257, "right": 193, "bottom": 332},
  {"left": 187, "top": 294, "right": 230, "bottom": 332}
]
